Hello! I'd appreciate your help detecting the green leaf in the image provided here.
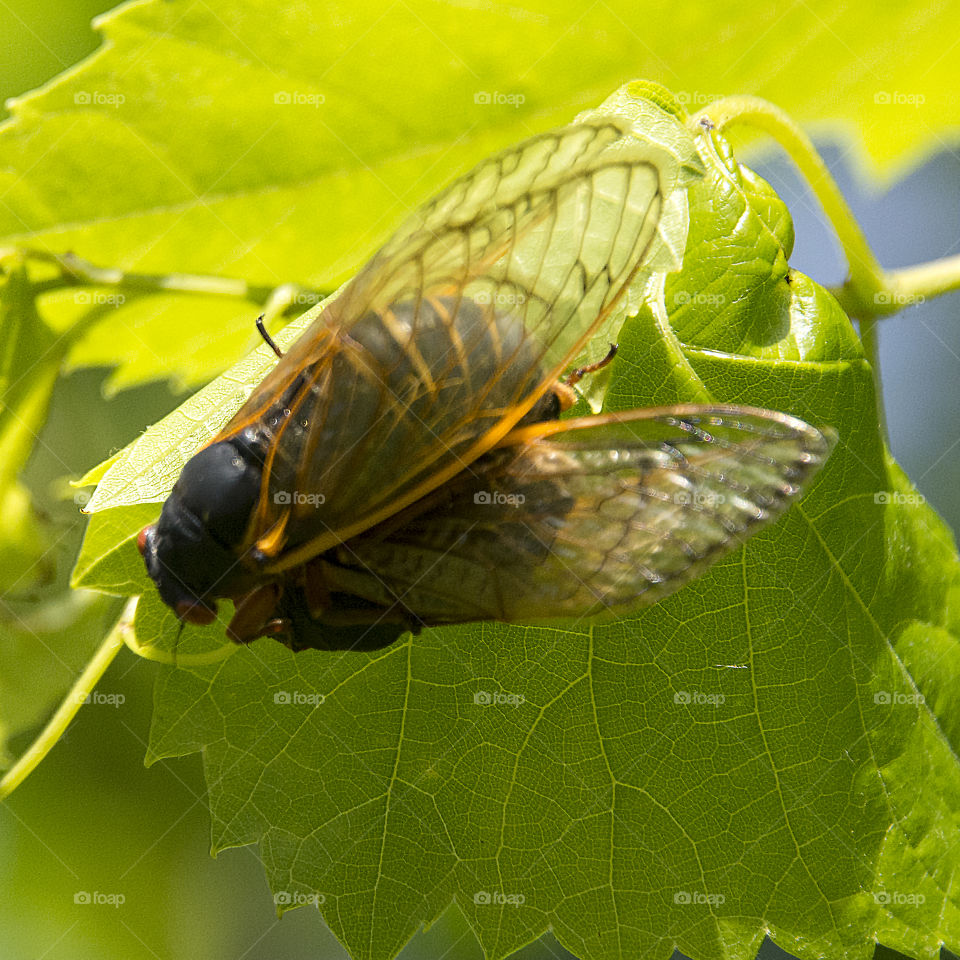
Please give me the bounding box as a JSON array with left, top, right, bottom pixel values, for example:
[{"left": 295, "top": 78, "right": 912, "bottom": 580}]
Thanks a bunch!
[
  {"left": 139, "top": 123, "right": 960, "bottom": 959},
  {"left": 665, "top": 127, "right": 863, "bottom": 363},
  {"left": 2, "top": 2, "right": 957, "bottom": 956},
  {"left": 1, "top": 0, "right": 956, "bottom": 392},
  {"left": 71, "top": 503, "right": 159, "bottom": 594}
]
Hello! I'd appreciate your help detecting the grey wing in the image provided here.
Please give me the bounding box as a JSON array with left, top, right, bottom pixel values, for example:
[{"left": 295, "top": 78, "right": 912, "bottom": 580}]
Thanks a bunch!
[{"left": 320, "top": 406, "right": 835, "bottom": 623}]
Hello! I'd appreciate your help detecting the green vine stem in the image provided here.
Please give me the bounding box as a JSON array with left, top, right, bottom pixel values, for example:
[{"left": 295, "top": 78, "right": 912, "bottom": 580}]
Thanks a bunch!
[
  {"left": 0, "top": 597, "right": 238, "bottom": 800},
  {"left": 0, "top": 598, "right": 134, "bottom": 800},
  {"left": 0, "top": 247, "right": 329, "bottom": 315},
  {"left": 881, "top": 252, "right": 960, "bottom": 305},
  {"left": 858, "top": 316, "right": 887, "bottom": 438},
  {"left": 691, "top": 95, "right": 960, "bottom": 436}
]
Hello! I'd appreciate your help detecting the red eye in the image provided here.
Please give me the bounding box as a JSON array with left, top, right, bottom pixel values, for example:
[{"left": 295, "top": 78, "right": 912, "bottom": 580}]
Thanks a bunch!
[{"left": 136, "top": 526, "right": 151, "bottom": 556}]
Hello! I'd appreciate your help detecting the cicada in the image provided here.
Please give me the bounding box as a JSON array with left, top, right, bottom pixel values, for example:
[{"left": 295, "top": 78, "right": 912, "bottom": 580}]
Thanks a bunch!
[{"left": 137, "top": 118, "right": 834, "bottom": 652}]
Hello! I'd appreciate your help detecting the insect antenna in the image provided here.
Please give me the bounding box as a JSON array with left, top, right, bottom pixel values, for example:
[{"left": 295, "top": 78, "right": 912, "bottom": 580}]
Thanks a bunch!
[{"left": 256, "top": 315, "right": 284, "bottom": 359}]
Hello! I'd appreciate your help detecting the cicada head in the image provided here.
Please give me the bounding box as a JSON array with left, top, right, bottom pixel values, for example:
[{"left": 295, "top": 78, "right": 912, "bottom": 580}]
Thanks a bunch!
[{"left": 137, "top": 434, "right": 265, "bottom": 624}]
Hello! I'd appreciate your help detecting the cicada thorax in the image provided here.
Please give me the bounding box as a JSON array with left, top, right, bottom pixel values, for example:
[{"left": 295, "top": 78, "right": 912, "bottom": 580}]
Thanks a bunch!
[{"left": 243, "top": 293, "right": 559, "bottom": 564}]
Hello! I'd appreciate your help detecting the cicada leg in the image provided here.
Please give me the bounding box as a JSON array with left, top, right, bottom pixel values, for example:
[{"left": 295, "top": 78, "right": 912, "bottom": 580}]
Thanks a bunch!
[
  {"left": 548, "top": 342, "right": 620, "bottom": 413},
  {"left": 562, "top": 342, "right": 618, "bottom": 390},
  {"left": 226, "top": 582, "right": 283, "bottom": 644}
]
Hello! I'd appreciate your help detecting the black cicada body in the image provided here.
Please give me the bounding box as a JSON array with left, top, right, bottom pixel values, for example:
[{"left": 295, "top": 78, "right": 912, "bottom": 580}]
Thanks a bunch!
[{"left": 138, "top": 118, "right": 834, "bottom": 651}]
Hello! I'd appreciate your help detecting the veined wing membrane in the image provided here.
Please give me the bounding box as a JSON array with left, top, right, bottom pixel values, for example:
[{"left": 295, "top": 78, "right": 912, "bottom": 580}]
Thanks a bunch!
[
  {"left": 319, "top": 406, "right": 835, "bottom": 623},
  {"left": 221, "top": 120, "right": 684, "bottom": 566}
]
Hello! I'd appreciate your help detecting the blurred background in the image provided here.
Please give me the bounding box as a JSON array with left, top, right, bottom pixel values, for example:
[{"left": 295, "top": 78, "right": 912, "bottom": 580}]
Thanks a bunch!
[{"left": 0, "top": 2, "right": 957, "bottom": 959}]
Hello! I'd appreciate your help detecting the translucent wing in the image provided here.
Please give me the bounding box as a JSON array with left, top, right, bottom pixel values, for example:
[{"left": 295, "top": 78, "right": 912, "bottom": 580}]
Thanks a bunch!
[
  {"left": 317, "top": 406, "right": 835, "bottom": 623},
  {"left": 218, "top": 119, "right": 689, "bottom": 567}
]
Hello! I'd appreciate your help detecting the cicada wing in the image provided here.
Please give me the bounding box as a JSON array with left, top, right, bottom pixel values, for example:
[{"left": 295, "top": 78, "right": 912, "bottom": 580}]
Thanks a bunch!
[
  {"left": 222, "top": 119, "right": 689, "bottom": 565},
  {"left": 298, "top": 117, "right": 674, "bottom": 377},
  {"left": 320, "top": 406, "right": 835, "bottom": 623}
]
